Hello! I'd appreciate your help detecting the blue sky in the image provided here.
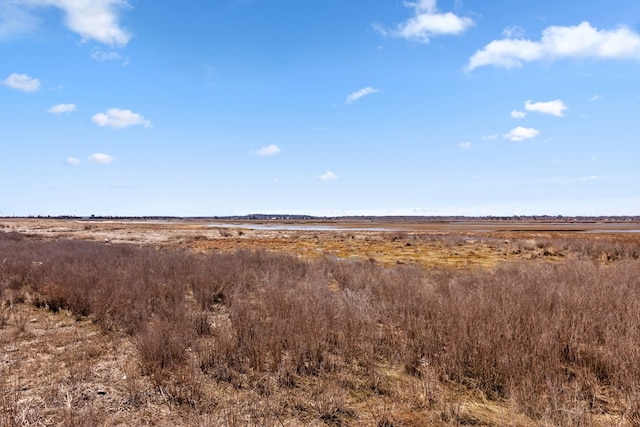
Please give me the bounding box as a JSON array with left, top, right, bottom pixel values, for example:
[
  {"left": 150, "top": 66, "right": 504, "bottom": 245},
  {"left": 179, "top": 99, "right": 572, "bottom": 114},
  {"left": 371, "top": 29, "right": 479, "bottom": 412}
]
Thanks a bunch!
[{"left": 1, "top": 0, "right": 639, "bottom": 217}]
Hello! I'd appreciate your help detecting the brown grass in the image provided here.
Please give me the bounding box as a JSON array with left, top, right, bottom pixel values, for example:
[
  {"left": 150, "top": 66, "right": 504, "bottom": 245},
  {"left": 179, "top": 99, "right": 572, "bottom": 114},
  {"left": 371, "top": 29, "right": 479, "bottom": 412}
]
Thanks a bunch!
[{"left": 1, "top": 229, "right": 639, "bottom": 425}]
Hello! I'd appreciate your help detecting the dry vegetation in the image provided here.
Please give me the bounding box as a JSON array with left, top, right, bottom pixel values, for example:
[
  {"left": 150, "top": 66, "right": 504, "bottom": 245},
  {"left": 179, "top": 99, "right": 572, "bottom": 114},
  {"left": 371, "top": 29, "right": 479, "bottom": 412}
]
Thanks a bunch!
[{"left": 1, "top": 221, "right": 639, "bottom": 426}]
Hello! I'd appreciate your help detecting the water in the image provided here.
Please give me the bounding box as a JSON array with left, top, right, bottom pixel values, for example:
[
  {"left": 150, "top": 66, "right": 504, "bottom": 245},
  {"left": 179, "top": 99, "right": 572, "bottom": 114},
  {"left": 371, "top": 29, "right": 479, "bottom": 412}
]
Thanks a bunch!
[
  {"left": 581, "top": 229, "right": 640, "bottom": 233},
  {"left": 207, "top": 222, "right": 640, "bottom": 233},
  {"left": 207, "top": 222, "right": 391, "bottom": 232}
]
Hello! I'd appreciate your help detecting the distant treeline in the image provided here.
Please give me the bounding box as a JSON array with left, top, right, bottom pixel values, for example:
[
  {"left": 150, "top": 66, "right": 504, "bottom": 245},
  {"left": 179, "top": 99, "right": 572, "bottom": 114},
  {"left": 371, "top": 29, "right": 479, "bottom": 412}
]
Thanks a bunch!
[{"left": 2, "top": 214, "right": 639, "bottom": 222}]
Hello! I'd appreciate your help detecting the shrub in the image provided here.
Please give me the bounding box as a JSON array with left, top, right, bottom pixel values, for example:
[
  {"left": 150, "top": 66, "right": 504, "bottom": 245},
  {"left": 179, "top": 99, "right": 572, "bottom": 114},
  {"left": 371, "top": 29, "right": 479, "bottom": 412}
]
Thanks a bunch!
[{"left": 1, "top": 230, "right": 638, "bottom": 424}]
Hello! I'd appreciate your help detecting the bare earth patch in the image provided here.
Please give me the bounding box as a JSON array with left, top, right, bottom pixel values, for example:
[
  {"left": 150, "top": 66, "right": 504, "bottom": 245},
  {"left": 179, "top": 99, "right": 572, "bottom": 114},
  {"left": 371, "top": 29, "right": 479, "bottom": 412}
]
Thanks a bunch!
[
  {"left": 1, "top": 218, "right": 639, "bottom": 426},
  {"left": 5, "top": 217, "right": 639, "bottom": 267}
]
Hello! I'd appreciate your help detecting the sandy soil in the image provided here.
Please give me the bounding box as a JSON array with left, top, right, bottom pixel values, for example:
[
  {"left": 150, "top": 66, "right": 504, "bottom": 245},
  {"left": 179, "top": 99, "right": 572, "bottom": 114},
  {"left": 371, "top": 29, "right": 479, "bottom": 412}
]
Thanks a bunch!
[{"left": 2, "top": 217, "right": 639, "bottom": 268}]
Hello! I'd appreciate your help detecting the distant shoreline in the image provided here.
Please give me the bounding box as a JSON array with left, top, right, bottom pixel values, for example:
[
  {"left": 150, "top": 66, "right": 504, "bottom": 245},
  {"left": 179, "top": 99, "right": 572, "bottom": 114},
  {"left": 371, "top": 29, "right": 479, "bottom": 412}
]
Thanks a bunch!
[{"left": 2, "top": 214, "right": 639, "bottom": 223}]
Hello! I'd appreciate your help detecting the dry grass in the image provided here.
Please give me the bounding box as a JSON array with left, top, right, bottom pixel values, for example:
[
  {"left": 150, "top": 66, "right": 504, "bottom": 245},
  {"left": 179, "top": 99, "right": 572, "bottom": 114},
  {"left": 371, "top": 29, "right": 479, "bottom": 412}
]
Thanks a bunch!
[{"left": 1, "top": 228, "right": 639, "bottom": 425}]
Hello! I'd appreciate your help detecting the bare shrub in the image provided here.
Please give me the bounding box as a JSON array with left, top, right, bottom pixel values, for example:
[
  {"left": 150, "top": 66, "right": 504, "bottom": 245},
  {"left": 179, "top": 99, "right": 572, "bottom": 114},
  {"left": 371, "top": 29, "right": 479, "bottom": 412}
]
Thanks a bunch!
[
  {"left": 0, "top": 284, "right": 9, "bottom": 329},
  {"left": 12, "top": 306, "right": 29, "bottom": 334},
  {"left": 1, "top": 231, "right": 639, "bottom": 424},
  {"left": 195, "top": 331, "right": 238, "bottom": 384},
  {"left": 0, "top": 367, "right": 18, "bottom": 426},
  {"left": 135, "top": 317, "right": 192, "bottom": 379},
  {"left": 0, "top": 303, "right": 8, "bottom": 330},
  {"left": 0, "top": 231, "right": 25, "bottom": 241}
]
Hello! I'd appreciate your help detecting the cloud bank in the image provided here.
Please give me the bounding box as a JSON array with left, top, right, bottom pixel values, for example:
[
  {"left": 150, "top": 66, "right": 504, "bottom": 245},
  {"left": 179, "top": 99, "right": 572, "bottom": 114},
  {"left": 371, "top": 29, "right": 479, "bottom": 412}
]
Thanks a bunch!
[
  {"left": 466, "top": 21, "right": 640, "bottom": 70},
  {"left": 0, "top": 0, "right": 131, "bottom": 46}
]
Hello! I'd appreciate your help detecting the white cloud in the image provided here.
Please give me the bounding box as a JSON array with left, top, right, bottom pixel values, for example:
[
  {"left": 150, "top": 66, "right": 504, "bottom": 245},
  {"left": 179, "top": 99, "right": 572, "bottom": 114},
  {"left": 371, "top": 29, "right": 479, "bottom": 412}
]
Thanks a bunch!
[
  {"left": 255, "top": 144, "right": 281, "bottom": 156},
  {"left": 92, "top": 108, "right": 151, "bottom": 128},
  {"left": 47, "top": 0, "right": 131, "bottom": 46},
  {"left": 0, "top": 1, "right": 40, "bottom": 38},
  {"left": 467, "top": 39, "right": 543, "bottom": 70},
  {"left": 378, "top": 0, "right": 474, "bottom": 43},
  {"left": 525, "top": 99, "right": 568, "bottom": 117},
  {"left": 88, "top": 153, "right": 114, "bottom": 164},
  {"left": 481, "top": 134, "right": 498, "bottom": 140},
  {"left": 510, "top": 110, "right": 526, "bottom": 118},
  {"left": 458, "top": 142, "right": 471, "bottom": 149},
  {"left": 467, "top": 21, "right": 640, "bottom": 71},
  {"left": 66, "top": 156, "right": 80, "bottom": 165},
  {"left": 502, "top": 25, "right": 525, "bottom": 39},
  {"left": 47, "top": 103, "right": 76, "bottom": 114},
  {"left": 409, "top": 0, "right": 437, "bottom": 12},
  {"left": 91, "top": 49, "right": 122, "bottom": 61},
  {"left": 1, "top": 73, "right": 40, "bottom": 92},
  {"left": 319, "top": 171, "right": 337, "bottom": 181},
  {"left": 0, "top": 0, "right": 131, "bottom": 46},
  {"left": 346, "top": 87, "right": 379, "bottom": 104},
  {"left": 590, "top": 94, "right": 603, "bottom": 101},
  {"left": 503, "top": 126, "right": 540, "bottom": 142}
]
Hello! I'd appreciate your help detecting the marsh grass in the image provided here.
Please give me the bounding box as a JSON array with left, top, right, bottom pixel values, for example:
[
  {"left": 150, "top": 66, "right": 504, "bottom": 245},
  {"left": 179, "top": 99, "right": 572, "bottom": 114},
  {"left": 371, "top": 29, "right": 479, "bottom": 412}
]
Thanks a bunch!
[{"left": 1, "top": 230, "right": 639, "bottom": 425}]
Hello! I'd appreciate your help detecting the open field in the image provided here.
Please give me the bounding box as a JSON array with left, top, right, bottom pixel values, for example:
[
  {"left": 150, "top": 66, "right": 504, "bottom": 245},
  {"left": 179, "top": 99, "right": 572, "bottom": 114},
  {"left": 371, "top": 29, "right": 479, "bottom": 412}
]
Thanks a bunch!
[
  {"left": 1, "top": 218, "right": 639, "bottom": 426},
  {"left": 4, "top": 217, "right": 640, "bottom": 268}
]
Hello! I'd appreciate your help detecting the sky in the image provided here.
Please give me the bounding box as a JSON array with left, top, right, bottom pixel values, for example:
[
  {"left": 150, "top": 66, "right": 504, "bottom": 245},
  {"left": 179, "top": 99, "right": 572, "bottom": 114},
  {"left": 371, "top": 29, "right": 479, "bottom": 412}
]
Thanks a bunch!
[{"left": 1, "top": 0, "right": 639, "bottom": 217}]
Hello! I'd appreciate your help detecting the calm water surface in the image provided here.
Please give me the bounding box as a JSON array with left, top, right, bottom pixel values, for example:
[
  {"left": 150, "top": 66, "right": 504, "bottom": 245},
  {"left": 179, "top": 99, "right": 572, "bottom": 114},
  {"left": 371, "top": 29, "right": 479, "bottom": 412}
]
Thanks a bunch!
[{"left": 207, "top": 223, "right": 391, "bottom": 231}]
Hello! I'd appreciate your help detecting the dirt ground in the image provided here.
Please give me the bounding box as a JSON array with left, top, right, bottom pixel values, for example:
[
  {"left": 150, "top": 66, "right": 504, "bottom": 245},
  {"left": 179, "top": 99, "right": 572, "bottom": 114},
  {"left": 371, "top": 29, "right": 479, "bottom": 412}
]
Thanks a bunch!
[
  {"left": 3, "top": 217, "right": 639, "bottom": 268},
  {"left": 1, "top": 218, "right": 639, "bottom": 426}
]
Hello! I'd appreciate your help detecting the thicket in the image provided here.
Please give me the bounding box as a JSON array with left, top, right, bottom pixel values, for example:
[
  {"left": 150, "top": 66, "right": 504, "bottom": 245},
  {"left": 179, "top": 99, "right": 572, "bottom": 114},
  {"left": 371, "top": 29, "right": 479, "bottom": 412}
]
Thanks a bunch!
[{"left": 1, "top": 231, "right": 639, "bottom": 425}]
